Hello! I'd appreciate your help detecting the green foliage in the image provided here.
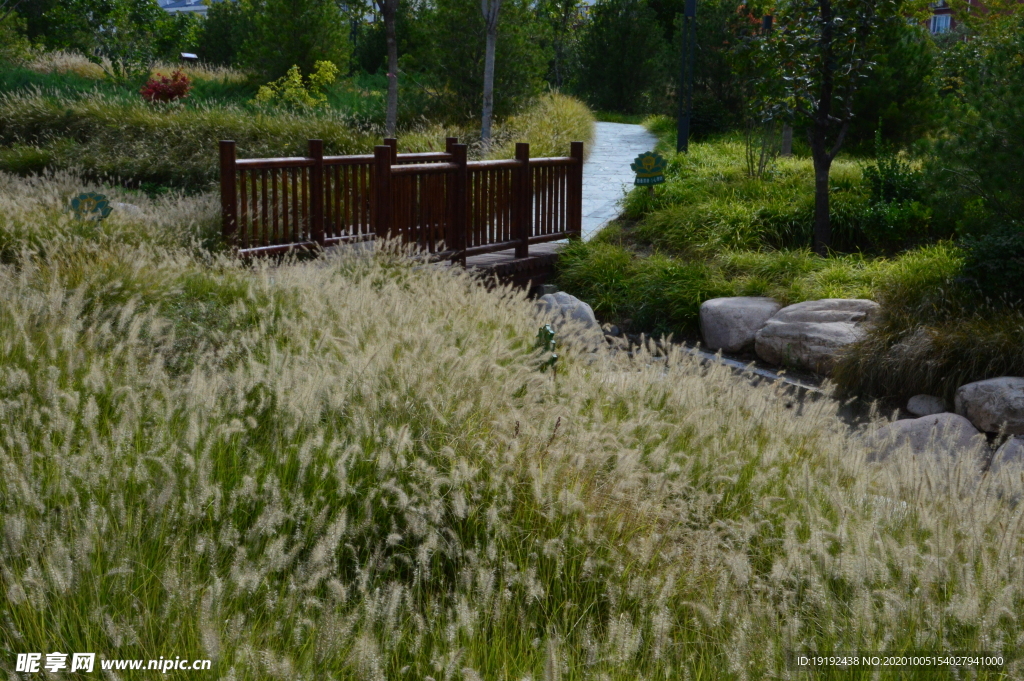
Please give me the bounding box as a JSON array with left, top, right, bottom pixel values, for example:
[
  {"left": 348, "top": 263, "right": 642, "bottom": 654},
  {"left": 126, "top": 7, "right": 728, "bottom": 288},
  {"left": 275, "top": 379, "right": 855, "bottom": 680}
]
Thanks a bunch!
[
  {"left": 573, "top": 0, "right": 667, "bottom": 114},
  {"left": 195, "top": 0, "right": 251, "bottom": 67},
  {"left": 555, "top": 238, "right": 922, "bottom": 335},
  {"left": 237, "top": 0, "right": 352, "bottom": 81},
  {"left": 405, "top": 0, "right": 551, "bottom": 122},
  {"left": 847, "top": 21, "right": 938, "bottom": 149},
  {"left": 254, "top": 61, "right": 340, "bottom": 109},
  {"left": 860, "top": 131, "right": 931, "bottom": 250},
  {"left": 0, "top": 88, "right": 594, "bottom": 191},
  {"left": 488, "top": 91, "right": 595, "bottom": 158},
  {"left": 42, "top": 0, "right": 190, "bottom": 87},
  {"left": 573, "top": 0, "right": 742, "bottom": 130},
  {"left": 833, "top": 242, "right": 1024, "bottom": 403},
  {"left": 962, "top": 224, "right": 1024, "bottom": 304},
  {"left": 0, "top": 11, "right": 32, "bottom": 63},
  {"left": 619, "top": 138, "right": 873, "bottom": 253},
  {"left": 927, "top": 14, "right": 1024, "bottom": 237}
]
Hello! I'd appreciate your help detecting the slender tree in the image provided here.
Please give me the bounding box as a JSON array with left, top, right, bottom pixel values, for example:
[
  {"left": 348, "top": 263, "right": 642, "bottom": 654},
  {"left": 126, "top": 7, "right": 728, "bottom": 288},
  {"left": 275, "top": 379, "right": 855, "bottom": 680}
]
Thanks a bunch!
[
  {"left": 773, "top": 0, "right": 898, "bottom": 254},
  {"left": 480, "top": 0, "right": 502, "bottom": 147},
  {"left": 375, "top": 0, "right": 399, "bottom": 136}
]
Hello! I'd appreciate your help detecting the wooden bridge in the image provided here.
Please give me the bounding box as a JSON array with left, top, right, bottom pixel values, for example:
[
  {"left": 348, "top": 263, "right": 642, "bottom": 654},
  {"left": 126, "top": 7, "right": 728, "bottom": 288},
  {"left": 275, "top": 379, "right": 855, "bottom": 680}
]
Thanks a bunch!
[{"left": 219, "top": 137, "right": 583, "bottom": 288}]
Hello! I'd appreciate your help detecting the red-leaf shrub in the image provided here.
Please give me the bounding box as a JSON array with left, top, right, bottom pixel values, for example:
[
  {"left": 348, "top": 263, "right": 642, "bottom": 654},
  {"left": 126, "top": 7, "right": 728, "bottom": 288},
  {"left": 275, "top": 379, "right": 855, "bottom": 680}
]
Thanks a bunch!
[{"left": 140, "top": 70, "right": 192, "bottom": 103}]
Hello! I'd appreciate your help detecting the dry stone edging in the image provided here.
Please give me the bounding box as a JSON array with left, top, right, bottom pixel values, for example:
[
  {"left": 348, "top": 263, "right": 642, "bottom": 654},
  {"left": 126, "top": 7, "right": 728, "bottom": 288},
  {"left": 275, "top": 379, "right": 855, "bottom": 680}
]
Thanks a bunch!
[
  {"left": 699, "top": 297, "right": 781, "bottom": 353},
  {"left": 865, "top": 413, "right": 987, "bottom": 463},
  {"left": 753, "top": 298, "right": 880, "bottom": 375},
  {"left": 955, "top": 377, "right": 1024, "bottom": 436},
  {"left": 562, "top": 291, "right": 1024, "bottom": 473}
]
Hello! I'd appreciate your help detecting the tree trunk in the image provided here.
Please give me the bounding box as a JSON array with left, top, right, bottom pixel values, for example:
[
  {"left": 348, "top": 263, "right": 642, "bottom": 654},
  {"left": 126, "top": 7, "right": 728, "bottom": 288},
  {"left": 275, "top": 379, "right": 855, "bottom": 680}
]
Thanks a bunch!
[
  {"left": 481, "top": 0, "right": 502, "bottom": 148},
  {"left": 810, "top": 132, "right": 832, "bottom": 256},
  {"left": 379, "top": 0, "right": 399, "bottom": 137}
]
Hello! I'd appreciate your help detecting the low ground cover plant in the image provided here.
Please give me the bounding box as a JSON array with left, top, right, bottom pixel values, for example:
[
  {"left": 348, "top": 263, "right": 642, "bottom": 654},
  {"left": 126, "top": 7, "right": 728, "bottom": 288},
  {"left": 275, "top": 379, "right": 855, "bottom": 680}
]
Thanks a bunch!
[
  {"left": 1, "top": 169, "right": 1022, "bottom": 679},
  {"left": 555, "top": 131, "right": 1023, "bottom": 402}
]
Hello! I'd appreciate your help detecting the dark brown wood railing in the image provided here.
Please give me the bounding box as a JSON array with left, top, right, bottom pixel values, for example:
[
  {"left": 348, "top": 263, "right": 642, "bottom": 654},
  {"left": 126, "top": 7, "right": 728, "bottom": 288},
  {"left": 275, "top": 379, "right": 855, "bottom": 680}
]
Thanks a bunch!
[{"left": 219, "top": 137, "right": 583, "bottom": 261}]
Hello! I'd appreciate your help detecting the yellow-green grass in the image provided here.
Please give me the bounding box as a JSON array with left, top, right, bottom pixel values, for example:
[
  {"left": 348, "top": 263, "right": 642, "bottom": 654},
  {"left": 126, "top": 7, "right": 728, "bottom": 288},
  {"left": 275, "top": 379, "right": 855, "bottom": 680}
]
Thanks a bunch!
[
  {"left": 0, "top": 90, "right": 593, "bottom": 192},
  {"left": 1, "top": 169, "right": 1023, "bottom": 679},
  {"left": 24, "top": 49, "right": 249, "bottom": 83}
]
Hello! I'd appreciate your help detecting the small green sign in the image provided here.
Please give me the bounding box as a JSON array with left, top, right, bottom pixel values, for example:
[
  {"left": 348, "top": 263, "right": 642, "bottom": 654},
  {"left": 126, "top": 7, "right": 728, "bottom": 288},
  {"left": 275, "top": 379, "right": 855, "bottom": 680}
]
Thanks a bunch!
[
  {"left": 630, "top": 151, "right": 667, "bottom": 186},
  {"left": 70, "top": 192, "right": 112, "bottom": 221}
]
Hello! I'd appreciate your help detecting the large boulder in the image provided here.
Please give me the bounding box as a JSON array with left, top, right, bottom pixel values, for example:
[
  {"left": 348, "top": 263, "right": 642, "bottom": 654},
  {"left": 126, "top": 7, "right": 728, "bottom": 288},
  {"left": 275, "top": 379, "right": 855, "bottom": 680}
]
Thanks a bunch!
[
  {"left": 907, "top": 394, "right": 947, "bottom": 417},
  {"left": 754, "top": 298, "right": 880, "bottom": 374},
  {"left": 699, "top": 297, "right": 781, "bottom": 353},
  {"left": 866, "top": 412, "right": 987, "bottom": 463},
  {"left": 954, "top": 377, "right": 1024, "bottom": 435},
  {"left": 536, "top": 292, "right": 602, "bottom": 348},
  {"left": 990, "top": 437, "right": 1024, "bottom": 474}
]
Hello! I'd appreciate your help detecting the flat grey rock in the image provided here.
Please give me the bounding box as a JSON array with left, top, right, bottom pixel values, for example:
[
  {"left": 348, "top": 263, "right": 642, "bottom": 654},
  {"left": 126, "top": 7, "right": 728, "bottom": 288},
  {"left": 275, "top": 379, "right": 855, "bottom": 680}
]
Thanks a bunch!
[
  {"left": 754, "top": 299, "right": 879, "bottom": 375},
  {"left": 699, "top": 297, "right": 781, "bottom": 353},
  {"left": 955, "top": 377, "right": 1024, "bottom": 435},
  {"left": 907, "top": 394, "right": 947, "bottom": 417},
  {"left": 866, "top": 412, "right": 987, "bottom": 463}
]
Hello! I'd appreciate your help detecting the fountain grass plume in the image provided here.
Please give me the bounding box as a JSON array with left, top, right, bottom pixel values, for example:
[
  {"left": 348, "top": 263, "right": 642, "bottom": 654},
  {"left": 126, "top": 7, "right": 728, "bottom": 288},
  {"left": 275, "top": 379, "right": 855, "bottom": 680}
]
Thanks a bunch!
[{"left": 0, "top": 169, "right": 1022, "bottom": 679}]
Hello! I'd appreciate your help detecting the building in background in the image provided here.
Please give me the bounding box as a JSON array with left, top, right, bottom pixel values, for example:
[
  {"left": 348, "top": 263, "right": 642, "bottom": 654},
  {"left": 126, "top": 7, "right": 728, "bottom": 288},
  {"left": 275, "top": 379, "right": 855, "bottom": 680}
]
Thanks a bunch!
[
  {"left": 158, "top": 0, "right": 233, "bottom": 17},
  {"left": 928, "top": 0, "right": 954, "bottom": 33}
]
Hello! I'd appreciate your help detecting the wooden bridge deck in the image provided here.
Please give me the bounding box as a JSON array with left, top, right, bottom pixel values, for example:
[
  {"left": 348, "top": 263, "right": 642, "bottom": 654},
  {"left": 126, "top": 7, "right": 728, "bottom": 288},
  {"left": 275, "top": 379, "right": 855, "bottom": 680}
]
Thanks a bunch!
[{"left": 464, "top": 240, "right": 567, "bottom": 289}]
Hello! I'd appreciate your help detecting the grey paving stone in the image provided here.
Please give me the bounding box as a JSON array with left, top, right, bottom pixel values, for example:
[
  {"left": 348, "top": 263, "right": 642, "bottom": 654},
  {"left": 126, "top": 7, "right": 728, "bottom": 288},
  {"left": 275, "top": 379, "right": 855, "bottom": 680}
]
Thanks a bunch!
[{"left": 582, "top": 122, "right": 659, "bottom": 241}]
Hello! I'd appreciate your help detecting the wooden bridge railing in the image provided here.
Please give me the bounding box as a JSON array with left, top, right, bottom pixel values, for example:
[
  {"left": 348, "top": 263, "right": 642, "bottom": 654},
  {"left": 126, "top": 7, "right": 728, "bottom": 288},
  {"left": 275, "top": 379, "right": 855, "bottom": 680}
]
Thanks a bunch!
[{"left": 219, "top": 137, "right": 583, "bottom": 261}]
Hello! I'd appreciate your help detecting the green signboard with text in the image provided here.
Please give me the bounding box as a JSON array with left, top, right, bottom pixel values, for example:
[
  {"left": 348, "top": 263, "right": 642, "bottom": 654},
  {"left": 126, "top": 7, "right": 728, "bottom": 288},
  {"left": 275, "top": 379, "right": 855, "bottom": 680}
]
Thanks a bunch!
[{"left": 631, "top": 152, "right": 667, "bottom": 186}]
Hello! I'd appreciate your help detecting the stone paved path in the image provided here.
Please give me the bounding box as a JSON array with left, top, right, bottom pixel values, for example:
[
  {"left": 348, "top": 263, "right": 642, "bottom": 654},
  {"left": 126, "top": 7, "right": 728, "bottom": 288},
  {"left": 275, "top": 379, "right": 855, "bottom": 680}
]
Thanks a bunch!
[{"left": 582, "top": 122, "right": 660, "bottom": 241}]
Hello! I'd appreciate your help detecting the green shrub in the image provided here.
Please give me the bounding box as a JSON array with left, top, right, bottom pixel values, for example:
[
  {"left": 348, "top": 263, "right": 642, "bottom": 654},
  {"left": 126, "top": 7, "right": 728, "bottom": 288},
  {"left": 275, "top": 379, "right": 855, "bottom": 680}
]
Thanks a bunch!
[
  {"left": 254, "top": 61, "right": 339, "bottom": 109},
  {"left": 830, "top": 243, "right": 1024, "bottom": 403},
  {"left": 962, "top": 223, "right": 1024, "bottom": 303}
]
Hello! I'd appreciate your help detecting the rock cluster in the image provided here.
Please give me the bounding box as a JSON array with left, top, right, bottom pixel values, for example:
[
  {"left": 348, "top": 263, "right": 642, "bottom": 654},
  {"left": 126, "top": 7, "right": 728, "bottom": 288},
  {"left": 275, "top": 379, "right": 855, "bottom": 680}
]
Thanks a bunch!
[
  {"left": 698, "top": 296, "right": 879, "bottom": 375},
  {"left": 696, "top": 295, "right": 1024, "bottom": 468},
  {"left": 549, "top": 290, "right": 1024, "bottom": 469}
]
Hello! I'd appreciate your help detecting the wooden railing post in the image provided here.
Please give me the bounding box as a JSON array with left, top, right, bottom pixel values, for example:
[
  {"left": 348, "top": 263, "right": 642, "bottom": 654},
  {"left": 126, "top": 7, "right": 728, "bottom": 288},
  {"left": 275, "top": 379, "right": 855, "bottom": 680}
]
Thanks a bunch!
[
  {"left": 447, "top": 143, "right": 468, "bottom": 265},
  {"left": 219, "top": 140, "right": 237, "bottom": 247},
  {"left": 569, "top": 141, "right": 584, "bottom": 239},
  {"left": 385, "top": 137, "right": 398, "bottom": 163},
  {"left": 514, "top": 142, "right": 531, "bottom": 259},
  {"left": 445, "top": 137, "right": 458, "bottom": 154},
  {"left": 373, "top": 145, "right": 393, "bottom": 240},
  {"left": 309, "top": 139, "right": 325, "bottom": 246}
]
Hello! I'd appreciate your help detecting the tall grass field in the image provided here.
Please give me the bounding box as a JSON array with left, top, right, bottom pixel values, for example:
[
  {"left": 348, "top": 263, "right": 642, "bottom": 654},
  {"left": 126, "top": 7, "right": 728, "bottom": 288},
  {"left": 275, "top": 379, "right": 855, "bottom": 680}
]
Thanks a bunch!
[{"left": 1, "top": 163, "right": 1023, "bottom": 679}]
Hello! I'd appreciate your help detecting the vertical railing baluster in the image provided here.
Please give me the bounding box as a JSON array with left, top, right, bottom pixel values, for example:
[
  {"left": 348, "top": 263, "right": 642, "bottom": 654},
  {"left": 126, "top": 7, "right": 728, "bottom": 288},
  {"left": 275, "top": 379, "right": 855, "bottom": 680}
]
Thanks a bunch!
[
  {"left": 239, "top": 168, "right": 248, "bottom": 250},
  {"left": 514, "top": 143, "right": 530, "bottom": 258},
  {"left": 219, "top": 140, "right": 238, "bottom": 249},
  {"left": 373, "top": 145, "right": 393, "bottom": 240},
  {"left": 271, "top": 169, "right": 279, "bottom": 243},
  {"left": 309, "top": 139, "right": 324, "bottom": 246},
  {"left": 570, "top": 141, "right": 583, "bottom": 238}
]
